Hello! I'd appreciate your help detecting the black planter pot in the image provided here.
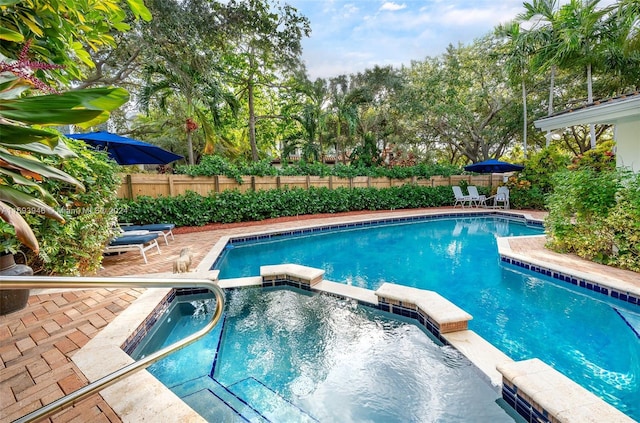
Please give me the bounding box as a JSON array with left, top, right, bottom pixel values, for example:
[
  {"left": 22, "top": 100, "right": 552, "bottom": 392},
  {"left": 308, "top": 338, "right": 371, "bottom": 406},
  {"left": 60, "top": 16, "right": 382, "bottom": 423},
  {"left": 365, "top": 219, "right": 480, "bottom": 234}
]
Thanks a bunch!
[{"left": 0, "top": 253, "right": 33, "bottom": 315}]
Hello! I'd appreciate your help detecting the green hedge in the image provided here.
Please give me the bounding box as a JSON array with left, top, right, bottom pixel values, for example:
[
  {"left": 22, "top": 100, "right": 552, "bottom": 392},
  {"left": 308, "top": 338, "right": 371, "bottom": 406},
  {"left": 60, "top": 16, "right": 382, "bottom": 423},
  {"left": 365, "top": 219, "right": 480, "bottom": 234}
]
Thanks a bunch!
[{"left": 117, "top": 185, "right": 456, "bottom": 227}]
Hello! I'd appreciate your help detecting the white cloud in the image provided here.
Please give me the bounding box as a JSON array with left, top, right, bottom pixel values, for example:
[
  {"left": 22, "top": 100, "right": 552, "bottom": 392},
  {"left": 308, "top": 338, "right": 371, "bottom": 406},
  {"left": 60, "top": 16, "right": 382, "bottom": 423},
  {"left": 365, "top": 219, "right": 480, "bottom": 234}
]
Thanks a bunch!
[
  {"left": 291, "top": 0, "right": 529, "bottom": 79},
  {"left": 438, "top": 5, "right": 522, "bottom": 27},
  {"left": 341, "top": 3, "right": 360, "bottom": 18},
  {"left": 380, "top": 2, "right": 406, "bottom": 12}
]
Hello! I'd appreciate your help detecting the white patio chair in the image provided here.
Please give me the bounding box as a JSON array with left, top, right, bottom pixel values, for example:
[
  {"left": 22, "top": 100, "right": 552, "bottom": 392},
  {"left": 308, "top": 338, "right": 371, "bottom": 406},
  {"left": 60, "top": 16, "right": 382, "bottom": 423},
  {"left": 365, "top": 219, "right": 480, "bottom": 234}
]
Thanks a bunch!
[
  {"left": 466, "top": 186, "right": 487, "bottom": 208},
  {"left": 487, "top": 186, "right": 510, "bottom": 209},
  {"left": 452, "top": 186, "right": 472, "bottom": 208}
]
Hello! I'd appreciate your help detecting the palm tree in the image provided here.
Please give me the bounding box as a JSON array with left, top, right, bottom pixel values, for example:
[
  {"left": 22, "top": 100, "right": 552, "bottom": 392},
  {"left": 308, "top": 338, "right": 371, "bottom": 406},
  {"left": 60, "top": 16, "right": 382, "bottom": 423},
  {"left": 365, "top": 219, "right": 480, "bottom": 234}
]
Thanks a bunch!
[
  {"left": 140, "top": 56, "right": 238, "bottom": 165},
  {"left": 296, "top": 78, "right": 330, "bottom": 162},
  {"left": 350, "top": 66, "right": 404, "bottom": 158},
  {"left": 287, "top": 104, "right": 319, "bottom": 162},
  {"left": 495, "top": 21, "right": 538, "bottom": 157},
  {"left": 554, "top": 0, "right": 611, "bottom": 149},
  {"left": 517, "top": 0, "right": 561, "bottom": 139},
  {"left": 601, "top": 0, "right": 640, "bottom": 90},
  {"left": 329, "top": 77, "right": 360, "bottom": 163},
  {"left": 618, "top": 0, "right": 640, "bottom": 52}
]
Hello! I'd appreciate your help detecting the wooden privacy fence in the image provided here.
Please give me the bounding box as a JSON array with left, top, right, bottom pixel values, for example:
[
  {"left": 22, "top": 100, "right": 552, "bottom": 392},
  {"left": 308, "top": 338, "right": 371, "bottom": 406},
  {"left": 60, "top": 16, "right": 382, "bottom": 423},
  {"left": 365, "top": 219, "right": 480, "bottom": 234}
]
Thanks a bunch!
[{"left": 117, "top": 173, "right": 506, "bottom": 199}]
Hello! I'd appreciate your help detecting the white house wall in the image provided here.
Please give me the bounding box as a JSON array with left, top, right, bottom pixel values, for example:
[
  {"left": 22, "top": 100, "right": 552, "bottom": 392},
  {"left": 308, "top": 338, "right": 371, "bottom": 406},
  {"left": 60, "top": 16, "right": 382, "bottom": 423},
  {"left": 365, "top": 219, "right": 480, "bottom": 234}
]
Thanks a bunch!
[{"left": 615, "top": 119, "right": 640, "bottom": 172}]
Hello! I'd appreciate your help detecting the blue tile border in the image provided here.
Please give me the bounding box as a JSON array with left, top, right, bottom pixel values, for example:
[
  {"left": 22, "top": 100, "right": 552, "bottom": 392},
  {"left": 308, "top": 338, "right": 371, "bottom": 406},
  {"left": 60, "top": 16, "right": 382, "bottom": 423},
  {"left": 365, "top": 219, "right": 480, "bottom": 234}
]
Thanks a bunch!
[
  {"left": 122, "top": 290, "right": 174, "bottom": 355},
  {"left": 209, "top": 315, "right": 227, "bottom": 377},
  {"left": 376, "top": 296, "right": 455, "bottom": 344},
  {"left": 500, "top": 256, "right": 639, "bottom": 310},
  {"left": 502, "top": 383, "right": 551, "bottom": 423}
]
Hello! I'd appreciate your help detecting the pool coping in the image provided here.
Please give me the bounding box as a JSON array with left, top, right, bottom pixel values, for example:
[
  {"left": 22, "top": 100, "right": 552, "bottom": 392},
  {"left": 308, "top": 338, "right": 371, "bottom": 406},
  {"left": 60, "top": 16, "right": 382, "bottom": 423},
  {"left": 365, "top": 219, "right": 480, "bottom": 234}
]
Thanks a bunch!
[
  {"left": 497, "top": 235, "right": 640, "bottom": 307},
  {"left": 71, "top": 210, "right": 637, "bottom": 422}
]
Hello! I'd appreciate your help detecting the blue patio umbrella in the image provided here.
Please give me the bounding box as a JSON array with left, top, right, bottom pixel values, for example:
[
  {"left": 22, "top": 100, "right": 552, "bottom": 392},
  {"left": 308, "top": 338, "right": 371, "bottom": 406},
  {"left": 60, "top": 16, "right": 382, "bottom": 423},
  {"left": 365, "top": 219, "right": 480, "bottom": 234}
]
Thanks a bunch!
[
  {"left": 65, "top": 131, "right": 183, "bottom": 165},
  {"left": 464, "top": 159, "right": 524, "bottom": 173}
]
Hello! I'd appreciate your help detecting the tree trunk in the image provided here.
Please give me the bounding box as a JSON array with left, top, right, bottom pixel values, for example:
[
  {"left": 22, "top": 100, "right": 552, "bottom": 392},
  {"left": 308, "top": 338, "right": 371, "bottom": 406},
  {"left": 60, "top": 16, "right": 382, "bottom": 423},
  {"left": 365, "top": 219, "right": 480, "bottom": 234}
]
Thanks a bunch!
[
  {"left": 187, "top": 131, "right": 194, "bottom": 165},
  {"left": 248, "top": 77, "right": 259, "bottom": 162},
  {"left": 548, "top": 65, "right": 556, "bottom": 116},
  {"left": 587, "top": 63, "right": 596, "bottom": 149},
  {"left": 546, "top": 65, "right": 556, "bottom": 147},
  {"left": 522, "top": 77, "right": 528, "bottom": 158}
]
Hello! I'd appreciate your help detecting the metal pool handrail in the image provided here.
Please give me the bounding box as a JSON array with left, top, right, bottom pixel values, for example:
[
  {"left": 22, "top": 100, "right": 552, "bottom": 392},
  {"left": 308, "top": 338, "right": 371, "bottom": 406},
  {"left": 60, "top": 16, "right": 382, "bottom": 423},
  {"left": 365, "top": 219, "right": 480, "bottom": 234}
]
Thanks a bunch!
[{"left": 1, "top": 276, "right": 225, "bottom": 423}]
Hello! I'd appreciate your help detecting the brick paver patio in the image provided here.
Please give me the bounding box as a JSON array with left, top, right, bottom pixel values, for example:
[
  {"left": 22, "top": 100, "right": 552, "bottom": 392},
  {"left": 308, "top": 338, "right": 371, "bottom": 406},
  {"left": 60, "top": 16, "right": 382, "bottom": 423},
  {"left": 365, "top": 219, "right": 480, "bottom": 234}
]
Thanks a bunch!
[
  {"left": 1, "top": 208, "right": 637, "bottom": 422},
  {"left": 0, "top": 288, "right": 143, "bottom": 422}
]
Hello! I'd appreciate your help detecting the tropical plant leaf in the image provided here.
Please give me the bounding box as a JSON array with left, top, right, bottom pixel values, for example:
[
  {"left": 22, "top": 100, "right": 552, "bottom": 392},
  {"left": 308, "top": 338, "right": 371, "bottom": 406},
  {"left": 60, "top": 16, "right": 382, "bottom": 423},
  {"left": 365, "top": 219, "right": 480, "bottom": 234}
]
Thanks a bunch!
[
  {"left": 80, "top": 87, "right": 130, "bottom": 110},
  {"left": 0, "top": 109, "right": 107, "bottom": 125},
  {"left": 0, "top": 200, "right": 39, "bottom": 253},
  {"left": 126, "top": 0, "right": 152, "bottom": 21},
  {"left": 0, "top": 76, "right": 31, "bottom": 100},
  {"left": 0, "top": 167, "right": 57, "bottom": 204},
  {"left": 0, "top": 0, "right": 23, "bottom": 6},
  {"left": 9, "top": 137, "right": 77, "bottom": 158},
  {"left": 0, "top": 185, "right": 64, "bottom": 222},
  {"left": 17, "top": 12, "right": 43, "bottom": 37},
  {"left": 71, "top": 41, "right": 94, "bottom": 67},
  {"left": 0, "top": 123, "right": 60, "bottom": 149},
  {"left": 0, "top": 148, "right": 85, "bottom": 191},
  {"left": 75, "top": 110, "right": 114, "bottom": 129},
  {"left": 0, "top": 26, "right": 24, "bottom": 42},
  {"left": 0, "top": 87, "right": 129, "bottom": 120}
]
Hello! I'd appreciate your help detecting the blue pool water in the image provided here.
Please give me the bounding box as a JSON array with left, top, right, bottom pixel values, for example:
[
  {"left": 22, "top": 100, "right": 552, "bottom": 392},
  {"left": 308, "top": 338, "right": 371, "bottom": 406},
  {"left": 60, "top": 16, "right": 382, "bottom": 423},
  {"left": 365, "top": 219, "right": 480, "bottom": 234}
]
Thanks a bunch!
[
  {"left": 136, "top": 290, "right": 517, "bottom": 422},
  {"left": 214, "top": 216, "right": 640, "bottom": 419}
]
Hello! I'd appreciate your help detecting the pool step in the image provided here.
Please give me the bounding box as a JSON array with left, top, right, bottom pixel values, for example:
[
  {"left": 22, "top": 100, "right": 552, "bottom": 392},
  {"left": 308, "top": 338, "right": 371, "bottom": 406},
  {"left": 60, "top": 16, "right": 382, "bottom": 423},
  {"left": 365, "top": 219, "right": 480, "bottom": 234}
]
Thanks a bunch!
[
  {"left": 173, "top": 376, "right": 269, "bottom": 422},
  {"left": 228, "top": 377, "right": 319, "bottom": 423}
]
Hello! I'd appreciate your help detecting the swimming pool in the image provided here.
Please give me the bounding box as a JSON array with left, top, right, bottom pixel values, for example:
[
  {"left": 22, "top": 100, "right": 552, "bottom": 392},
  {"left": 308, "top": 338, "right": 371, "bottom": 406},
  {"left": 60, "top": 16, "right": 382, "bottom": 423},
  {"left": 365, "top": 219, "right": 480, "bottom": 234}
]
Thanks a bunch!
[
  {"left": 214, "top": 215, "right": 640, "bottom": 419},
  {"left": 133, "top": 289, "right": 518, "bottom": 422}
]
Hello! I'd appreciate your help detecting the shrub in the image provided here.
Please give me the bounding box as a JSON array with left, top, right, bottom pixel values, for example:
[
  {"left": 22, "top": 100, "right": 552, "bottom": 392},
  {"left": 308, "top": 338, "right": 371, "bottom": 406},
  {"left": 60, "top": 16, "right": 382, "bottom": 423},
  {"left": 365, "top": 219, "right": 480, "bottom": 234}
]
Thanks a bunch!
[
  {"left": 506, "top": 147, "right": 571, "bottom": 210},
  {"left": 176, "top": 155, "right": 244, "bottom": 183},
  {"left": 605, "top": 174, "right": 640, "bottom": 271},
  {"left": 545, "top": 169, "right": 639, "bottom": 271},
  {"left": 567, "top": 140, "right": 616, "bottom": 172},
  {"left": 23, "top": 138, "right": 122, "bottom": 275},
  {"left": 239, "top": 159, "right": 278, "bottom": 177}
]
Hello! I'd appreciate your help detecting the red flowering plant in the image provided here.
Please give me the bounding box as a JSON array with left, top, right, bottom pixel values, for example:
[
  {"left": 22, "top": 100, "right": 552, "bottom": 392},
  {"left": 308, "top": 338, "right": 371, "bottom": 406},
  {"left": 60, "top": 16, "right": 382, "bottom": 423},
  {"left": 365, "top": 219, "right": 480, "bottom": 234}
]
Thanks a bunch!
[
  {"left": 567, "top": 140, "right": 616, "bottom": 172},
  {"left": 0, "top": 42, "right": 128, "bottom": 253}
]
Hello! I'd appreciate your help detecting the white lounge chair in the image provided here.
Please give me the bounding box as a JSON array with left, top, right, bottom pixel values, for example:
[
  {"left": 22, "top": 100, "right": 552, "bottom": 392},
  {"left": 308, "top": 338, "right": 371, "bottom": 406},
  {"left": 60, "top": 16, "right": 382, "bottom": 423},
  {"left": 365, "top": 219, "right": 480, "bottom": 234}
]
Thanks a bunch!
[
  {"left": 452, "top": 186, "right": 472, "bottom": 208},
  {"left": 104, "top": 232, "right": 161, "bottom": 264},
  {"left": 466, "top": 186, "right": 487, "bottom": 208},
  {"left": 487, "top": 186, "right": 510, "bottom": 209}
]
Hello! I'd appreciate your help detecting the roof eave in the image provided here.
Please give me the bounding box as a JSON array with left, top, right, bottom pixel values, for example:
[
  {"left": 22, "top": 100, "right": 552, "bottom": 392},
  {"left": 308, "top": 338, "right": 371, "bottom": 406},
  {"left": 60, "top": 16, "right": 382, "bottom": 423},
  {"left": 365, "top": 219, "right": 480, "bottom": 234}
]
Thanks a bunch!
[{"left": 534, "top": 97, "right": 640, "bottom": 132}]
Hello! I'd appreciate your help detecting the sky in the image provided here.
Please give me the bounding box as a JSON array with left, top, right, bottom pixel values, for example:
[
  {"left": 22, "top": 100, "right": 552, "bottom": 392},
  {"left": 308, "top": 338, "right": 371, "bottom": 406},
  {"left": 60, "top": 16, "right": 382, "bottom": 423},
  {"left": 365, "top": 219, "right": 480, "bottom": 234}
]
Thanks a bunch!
[{"left": 286, "top": 0, "right": 527, "bottom": 79}]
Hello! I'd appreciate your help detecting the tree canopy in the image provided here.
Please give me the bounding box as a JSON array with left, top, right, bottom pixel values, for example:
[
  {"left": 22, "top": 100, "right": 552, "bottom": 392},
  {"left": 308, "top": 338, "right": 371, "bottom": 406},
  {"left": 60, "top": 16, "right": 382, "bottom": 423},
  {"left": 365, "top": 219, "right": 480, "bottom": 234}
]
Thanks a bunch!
[{"left": 6, "top": 0, "right": 636, "bottom": 167}]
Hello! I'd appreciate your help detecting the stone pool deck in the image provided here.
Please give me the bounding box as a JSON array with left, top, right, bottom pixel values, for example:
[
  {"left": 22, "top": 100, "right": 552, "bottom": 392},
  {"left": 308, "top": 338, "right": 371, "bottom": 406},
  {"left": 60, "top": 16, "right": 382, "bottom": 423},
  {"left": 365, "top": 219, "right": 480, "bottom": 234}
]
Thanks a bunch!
[{"left": 1, "top": 207, "right": 639, "bottom": 422}]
